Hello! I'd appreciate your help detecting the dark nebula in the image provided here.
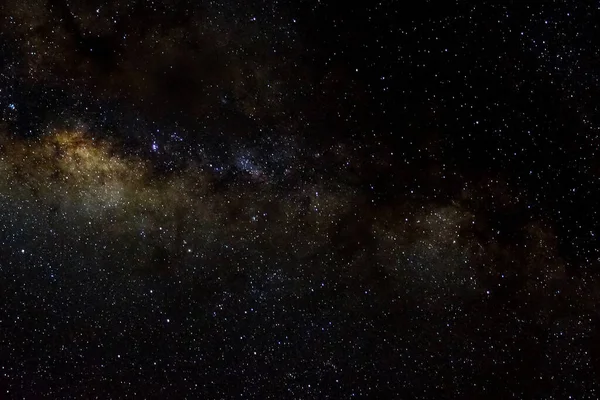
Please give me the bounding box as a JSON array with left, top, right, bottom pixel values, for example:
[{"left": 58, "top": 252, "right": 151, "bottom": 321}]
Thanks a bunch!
[{"left": 0, "top": 1, "right": 599, "bottom": 398}]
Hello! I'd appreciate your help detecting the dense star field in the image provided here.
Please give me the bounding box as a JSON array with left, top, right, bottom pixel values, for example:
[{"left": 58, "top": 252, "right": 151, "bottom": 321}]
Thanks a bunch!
[{"left": 0, "top": 1, "right": 599, "bottom": 398}]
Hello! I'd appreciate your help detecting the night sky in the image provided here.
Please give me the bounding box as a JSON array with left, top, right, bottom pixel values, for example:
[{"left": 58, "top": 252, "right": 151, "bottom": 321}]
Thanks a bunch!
[{"left": 0, "top": 1, "right": 599, "bottom": 398}]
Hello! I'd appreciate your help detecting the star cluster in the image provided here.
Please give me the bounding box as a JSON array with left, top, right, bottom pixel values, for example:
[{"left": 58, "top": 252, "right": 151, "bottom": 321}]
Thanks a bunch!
[{"left": 0, "top": 1, "right": 599, "bottom": 398}]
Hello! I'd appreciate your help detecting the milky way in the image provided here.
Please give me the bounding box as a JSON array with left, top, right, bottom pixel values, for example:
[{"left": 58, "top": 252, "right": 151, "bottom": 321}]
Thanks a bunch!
[{"left": 0, "top": 1, "right": 599, "bottom": 398}]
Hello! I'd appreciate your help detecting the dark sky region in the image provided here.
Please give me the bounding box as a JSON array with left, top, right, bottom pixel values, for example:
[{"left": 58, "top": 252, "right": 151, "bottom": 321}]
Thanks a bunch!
[{"left": 0, "top": 1, "right": 599, "bottom": 398}]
